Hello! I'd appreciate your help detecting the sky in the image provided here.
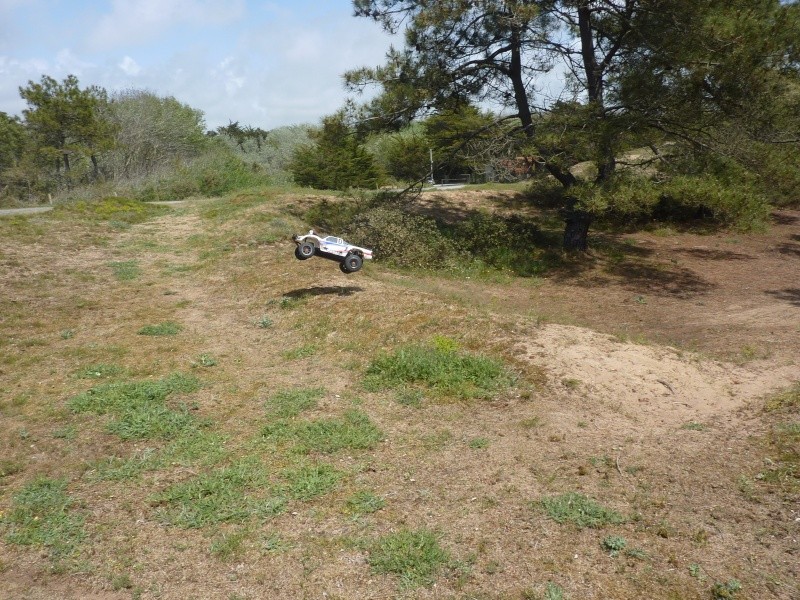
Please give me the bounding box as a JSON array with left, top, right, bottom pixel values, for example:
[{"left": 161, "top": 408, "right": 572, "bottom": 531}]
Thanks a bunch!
[{"left": 0, "top": 0, "right": 398, "bottom": 130}]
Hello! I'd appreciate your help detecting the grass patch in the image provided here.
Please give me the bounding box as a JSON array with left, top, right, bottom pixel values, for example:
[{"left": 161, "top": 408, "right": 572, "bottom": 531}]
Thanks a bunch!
[
  {"left": 345, "top": 491, "right": 385, "bottom": 516},
  {"left": 68, "top": 373, "right": 203, "bottom": 440},
  {"left": 281, "top": 344, "right": 317, "bottom": 360},
  {"left": 764, "top": 383, "right": 800, "bottom": 412},
  {"left": 368, "top": 528, "right": 450, "bottom": 589},
  {"left": 264, "top": 387, "right": 325, "bottom": 419},
  {"left": 364, "top": 342, "right": 513, "bottom": 400},
  {"left": 137, "top": 321, "right": 183, "bottom": 336},
  {"left": 108, "top": 260, "right": 141, "bottom": 281},
  {"left": 209, "top": 528, "right": 249, "bottom": 560},
  {"left": 2, "top": 477, "right": 85, "bottom": 558},
  {"left": 539, "top": 492, "right": 626, "bottom": 529},
  {"left": 281, "top": 463, "right": 342, "bottom": 500},
  {"left": 468, "top": 437, "right": 490, "bottom": 449},
  {"left": 152, "top": 459, "right": 285, "bottom": 528},
  {"left": 263, "top": 410, "right": 382, "bottom": 454}
]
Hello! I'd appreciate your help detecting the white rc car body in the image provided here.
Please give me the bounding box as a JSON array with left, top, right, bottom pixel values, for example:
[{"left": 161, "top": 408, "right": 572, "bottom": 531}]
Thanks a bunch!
[{"left": 292, "top": 230, "right": 373, "bottom": 273}]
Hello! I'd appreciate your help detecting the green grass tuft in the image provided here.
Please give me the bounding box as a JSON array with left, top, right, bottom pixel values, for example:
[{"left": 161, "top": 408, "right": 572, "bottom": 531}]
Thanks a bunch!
[
  {"left": 262, "top": 410, "right": 383, "bottom": 454},
  {"left": 68, "top": 373, "right": 202, "bottom": 440},
  {"left": 137, "top": 321, "right": 183, "bottom": 336},
  {"left": 74, "top": 363, "right": 126, "bottom": 380},
  {"left": 281, "top": 463, "right": 342, "bottom": 500},
  {"left": 539, "top": 493, "right": 625, "bottom": 529},
  {"left": 109, "top": 260, "right": 141, "bottom": 281},
  {"left": 345, "top": 491, "right": 385, "bottom": 516},
  {"left": 368, "top": 528, "right": 450, "bottom": 588},
  {"left": 364, "top": 344, "right": 513, "bottom": 400},
  {"left": 264, "top": 387, "right": 325, "bottom": 419},
  {"left": 152, "top": 459, "right": 285, "bottom": 528},
  {"left": 2, "top": 477, "right": 85, "bottom": 558}
]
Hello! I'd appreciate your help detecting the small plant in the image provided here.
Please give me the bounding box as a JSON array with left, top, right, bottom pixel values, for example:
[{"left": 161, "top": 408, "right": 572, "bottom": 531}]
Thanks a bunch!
[
  {"left": 711, "top": 579, "right": 742, "bottom": 599},
  {"left": 601, "top": 535, "right": 627, "bottom": 556},
  {"left": 281, "top": 344, "right": 317, "bottom": 360},
  {"left": 256, "top": 315, "right": 273, "bottom": 329},
  {"left": 561, "top": 378, "right": 581, "bottom": 389},
  {"left": 52, "top": 426, "right": 76, "bottom": 440},
  {"left": 682, "top": 421, "right": 706, "bottom": 431},
  {"left": 111, "top": 573, "right": 134, "bottom": 591},
  {"left": 345, "top": 490, "right": 385, "bottom": 516},
  {"left": 192, "top": 353, "right": 217, "bottom": 368},
  {"left": 74, "top": 363, "right": 125, "bottom": 379},
  {"left": 544, "top": 582, "right": 565, "bottom": 600},
  {"left": 539, "top": 493, "right": 625, "bottom": 529},
  {"left": 468, "top": 437, "right": 490, "bottom": 449},
  {"left": 137, "top": 321, "right": 183, "bottom": 336},
  {"left": 368, "top": 528, "right": 450, "bottom": 588},
  {"left": 395, "top": 387, "right": 423, "bottom": 407},
  {"left": 109, "top": 260, "right": 141, "bottom": 281},
  {"left": 210, "top": 529, "right": 249, "bottom": 560},
  {"left": 260, "top": 532, "right": 292, "bottom": 554},
  {"left": 764, "top": 383, "right": 800, "bottom": 412},
  {"left": 60, "top": 329, "right": 75, "bottom": 340}
]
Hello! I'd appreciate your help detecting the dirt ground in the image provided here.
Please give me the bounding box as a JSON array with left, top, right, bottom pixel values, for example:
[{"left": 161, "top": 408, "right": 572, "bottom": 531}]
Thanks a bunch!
[{"left": 0, "top": 191, "right": 798, "bottom": 600}]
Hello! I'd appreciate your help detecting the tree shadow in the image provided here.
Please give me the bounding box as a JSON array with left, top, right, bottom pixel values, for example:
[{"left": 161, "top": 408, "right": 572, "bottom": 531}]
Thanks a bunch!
[
  {"left": 771, "top": 212, "right": 799, "bottom": 226},
  {"left": 765, "top": 288, "right": 800, "bottom": 307},
  {"left": 602, "top": 262, "right": 714, "bottom": 299},
  {"left": 777, "top": 242, "right": 800, "bottom": 258},
  {"left": 283, "top": 286, "right": 364, "bottom": 299},
  {"left": 678, "top": 248, "right": 754, "bottom": 261}
]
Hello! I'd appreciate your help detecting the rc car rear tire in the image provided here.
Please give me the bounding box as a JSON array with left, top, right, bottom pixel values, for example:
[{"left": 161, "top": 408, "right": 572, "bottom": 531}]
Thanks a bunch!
[
  {"left": 297, "top": 242, "right": 315, "bottom": 259},
  {"left": 339, "top": 262, "right": 350, "bottom": 274},
  {"left": 343, "top": 253, "right": 363, "bottom": 273}
]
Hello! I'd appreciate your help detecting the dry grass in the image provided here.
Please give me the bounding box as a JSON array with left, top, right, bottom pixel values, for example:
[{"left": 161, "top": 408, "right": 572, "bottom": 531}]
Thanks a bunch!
[{"left": 0, "top": 192, "right": 798, "bottom": 599}]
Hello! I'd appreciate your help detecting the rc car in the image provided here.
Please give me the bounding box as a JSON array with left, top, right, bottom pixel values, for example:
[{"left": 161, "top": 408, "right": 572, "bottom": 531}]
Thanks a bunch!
[{"left": 292, "top": 230, "right": 373, "bottom": 273}]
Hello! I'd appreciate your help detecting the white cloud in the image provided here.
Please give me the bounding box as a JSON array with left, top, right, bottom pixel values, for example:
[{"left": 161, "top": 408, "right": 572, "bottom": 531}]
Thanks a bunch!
[
  {"left": 55, "top": 49, "right": 95, "bottom": 75},
  {"left": 118, "top": 56, "right": 141, "bottom": 76},
  {"left": 89, "top": 0, "right": 245, "bottom": 50}
]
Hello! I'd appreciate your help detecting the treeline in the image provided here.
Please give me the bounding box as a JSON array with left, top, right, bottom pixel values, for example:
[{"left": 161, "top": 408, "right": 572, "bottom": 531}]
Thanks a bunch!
[{"left": 0, "top": 75, "right": 310, "bottom": 205}]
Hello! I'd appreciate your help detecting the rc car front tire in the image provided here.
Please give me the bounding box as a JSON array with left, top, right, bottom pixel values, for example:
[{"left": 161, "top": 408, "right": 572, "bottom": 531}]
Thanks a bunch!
[
  {"left": 297, "top": 242, "right": 315, "bottom": 259},
  {"left": 343, "top": 253, "right": 363, "bottom": 273},
  {"left": 339, "top": 262, "right": 350, "bottom": 274}
]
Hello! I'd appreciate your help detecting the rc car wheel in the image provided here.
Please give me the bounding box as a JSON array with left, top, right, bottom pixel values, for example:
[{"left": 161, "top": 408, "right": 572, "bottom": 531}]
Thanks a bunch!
[
  {"left": 343, "top": 253, "right": 363, "bottom": 273},
  {"left": 339, "top": 262, "right": 351, "bottom": 274},
  {"left": 297, "top": 242, "right": 315, "bottom": 259}
]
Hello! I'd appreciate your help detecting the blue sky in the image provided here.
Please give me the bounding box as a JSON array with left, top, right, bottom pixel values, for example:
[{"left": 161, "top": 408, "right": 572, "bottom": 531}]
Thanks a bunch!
[{"left": 0, "top": 0, "right": 397, "bottom": 129}]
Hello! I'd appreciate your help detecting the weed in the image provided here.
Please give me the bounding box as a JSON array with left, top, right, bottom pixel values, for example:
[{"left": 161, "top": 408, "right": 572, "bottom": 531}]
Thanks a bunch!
[
  {"left": 52, "top": 426, "right": 77, "bottom": 440},
  {"left": 210, "top": 529, "right": 249, "bottom": 560},
  {"left": 682, "top": 421, "right": 706, "bottom": 431},
  {"left": 601, "top": 535, "right": 627, "bottom": 556},
  {"left": 345, "top": 491, "right": 385, "bottom": 516},
  {"left": 539, "top": 582, "right": 565, "bottom": 600},
  {"left": 468, "top": 437, "right": 490, "bottom": 449},
  {"left": 111, "top": 573, "right": 134, "bottom": 590},
  {"left": 109, "top": 260, "right": 141, "bottom": 281},
  {"left": 260, "top": 532, "right": 292, "bottom": 553},
  {"left": 292, "top": 410, "right": 383, "bottom": 454},
  {"left": 689, "top": 563, "right": 704, "bottom": 580},
  {"left": 368, "top": 528, "right": 450, "bottom": 588},
  {"left": 421, "top": 429, "right": 454, "bottom": 451},
  {"left": 2, "top": 477, "right": 85, "bottom": 558},
  {"left": 281, "top": 463, "right": 342, "bottom": 500},
  {"left": 74, "top": 363, "right": 125, "bottom": 379},
  {"left": 0, "top": 460, "right": 24, "bottom": 478},
  {"left": 264, "top": 387, "right": 324, "bottom": 419},
  {"left": 711, "top": 579, "right": 742, "bottom": 599},
  {"left": 282, "top": 344, "right": 317, "bottom": 360},
  {"left": 364, "top": 343, "right": 513, "bottom": 400},
  {"left": 539, "top": 493, "right": 625, "bottom": 529},
  {"left": 152, "top": 458, "right": 285, "bottom": 528},
  {"left": 60, "top": 329, "right": 75, "bottom": 340},
  {"left": 764, "top": 383, "right": 800, "bottom": 412},
  {"left": 561, "top": 378, "right": 581, "bottom": 389},
  {"left": 520, "top": 416, "right": 541, "bottom": 429},
  {"left": 137, "top": 321, "right": 183, "bottom": 336},
  {"left": 395, "top": 386, "right": 424, "bottom": 407},
  {"left": 191, "top": 353, "right": 217, "bottom": 368},
  {"left": 256, "top": 315, "right": 273, "bottom": 329}
]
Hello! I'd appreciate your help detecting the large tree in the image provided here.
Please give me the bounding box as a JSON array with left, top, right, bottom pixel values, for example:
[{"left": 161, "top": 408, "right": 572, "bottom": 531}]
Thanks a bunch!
[
  {"left": 348, "top": 0, "right": 800, "bottom": 249},
  {"left": 19, "top": 74, "right": 115, "bottom": 179}
]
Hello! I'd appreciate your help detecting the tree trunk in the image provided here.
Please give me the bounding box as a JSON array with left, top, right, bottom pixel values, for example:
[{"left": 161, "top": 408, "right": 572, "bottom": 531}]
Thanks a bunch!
[{"left": 563, "top": 210, "right": 593, "bottom": 252}]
